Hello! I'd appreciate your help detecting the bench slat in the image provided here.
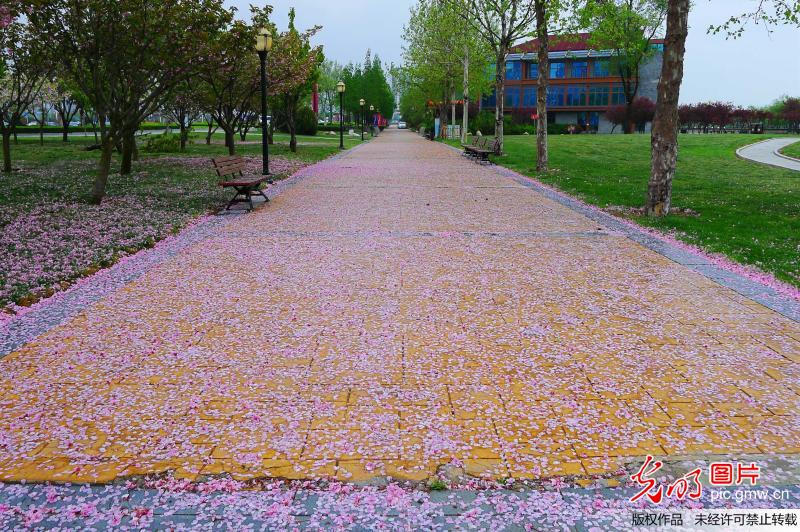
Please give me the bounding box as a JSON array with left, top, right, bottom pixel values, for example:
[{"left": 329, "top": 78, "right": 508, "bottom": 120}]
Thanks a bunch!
[
  {"left": 219, "top": 177, "right": 267, "bottom": 187},
  {"left": 212, "top": 156, "right": 241, "bottom": 165},
  {"left": 215, "top": 164, "right": 246, "bottom": 176}
]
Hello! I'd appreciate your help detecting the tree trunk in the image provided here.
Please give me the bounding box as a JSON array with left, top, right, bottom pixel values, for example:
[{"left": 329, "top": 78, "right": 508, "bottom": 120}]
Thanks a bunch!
[
  {"left": 91, "top": 136, "right": 114, "bottom": 205},
  {"left": 180, "top": 125, "right": 187, "bottom": 151},
  {"left": 120, "top": 131, "right": 135, "bottom": 175},
  {"left": 62, "top": 118, "right": 69, "bottom": 142},
  {"left": 288, "top": 118, "right": 297, "bottom": 152},
  {"left": 2, "top": 131, "right": 11, "bottom": 173},
  {"left": 224, "top": 128, "right": 235, "bottom": 155},
  {"left": 439, "top": 90, "right": 449, "bottom": 138},
  {"left": 645, "top": 0, "right": 689, "bottom": 217},
  {"left": 462, "top": 48, "right": 469, "bottom": 144},
  {"left": 451, "top": 92, "right": 456, "bottom": 138},
  {"left": 494, "top": 48, "right": 506, "bottom": 151},
  {"left": 535, "top": 0, "right": 549, "bottom": 172},
  {"left": 206, "top": 119, "right": 214, "bottom": 145}
]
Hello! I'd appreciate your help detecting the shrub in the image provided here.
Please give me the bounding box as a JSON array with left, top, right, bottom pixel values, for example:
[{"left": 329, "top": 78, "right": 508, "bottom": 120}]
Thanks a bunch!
[
  {"left": 295, "top": 107, "right": 318, "bottom": 136},
  {"left": 470, "top": 111, "right": 496, "bottom": 135},
  {"left": 548, "top": 123, "right": 570, "bottom": 135},
  {"left": 141, "top": 132, "right": 181, "bottom": 153},
  {"left": 318, "top": 123, "right": 359, "bottom": 132}
]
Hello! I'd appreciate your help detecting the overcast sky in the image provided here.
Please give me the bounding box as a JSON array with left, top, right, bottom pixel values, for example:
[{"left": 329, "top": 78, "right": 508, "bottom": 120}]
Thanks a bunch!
[{"left": 228, "top": 0, "right": 800, "bottom": 107}]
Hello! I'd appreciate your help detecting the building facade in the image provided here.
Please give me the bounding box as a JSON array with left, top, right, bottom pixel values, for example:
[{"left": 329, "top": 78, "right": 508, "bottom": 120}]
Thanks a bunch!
[{"left": 482, "top": 34, "right": 663, "bottom": 133}]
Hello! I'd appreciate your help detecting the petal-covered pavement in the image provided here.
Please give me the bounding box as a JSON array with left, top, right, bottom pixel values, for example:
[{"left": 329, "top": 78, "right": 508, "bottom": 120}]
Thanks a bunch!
[{"left": 1, "top": 129, "right": 799, "bottom": 490}]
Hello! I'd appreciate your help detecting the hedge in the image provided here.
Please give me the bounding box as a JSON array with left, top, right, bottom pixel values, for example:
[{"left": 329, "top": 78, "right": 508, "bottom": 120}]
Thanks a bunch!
[{"left": 13, "top": 123, "right": 179, "bottom": 134}]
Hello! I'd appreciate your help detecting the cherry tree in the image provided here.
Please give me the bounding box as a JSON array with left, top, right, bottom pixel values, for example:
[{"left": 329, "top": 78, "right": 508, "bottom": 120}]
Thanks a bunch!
[
  {"left": 781, "top": 97, "right": 800, "bottom": 133},
  {"left": 199, "top": 21, "right": 261, "bottom": 156},
  {"left": 31, "top": 81, "right": 60, "bottom": 145},
  {"left": 0, "top": 18, "right": 48, "bottom": 173},
  {"left": 53, "top": 82, "right": 83, "bottom": 142},
  {"left": 28, "top": 0, "right": 231, "bottom": 202},
  {"left": 256, "top": 7, "right": 323, "bottom": 153},
  {"left": 163, "top": 80, "right": 204, "bottom": 151}
]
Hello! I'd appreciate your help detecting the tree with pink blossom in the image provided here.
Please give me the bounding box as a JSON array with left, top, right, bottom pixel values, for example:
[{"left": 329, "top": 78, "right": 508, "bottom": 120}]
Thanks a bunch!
[
  {"left": 198, "top": 19, "right": 262, "bottom": 156},
  {"left": 27, "top": 0, "right": 231, "bottom": 203},
  {"left": 31, "top": 81, "right": 60, "bottom": 145},
  {"left": 257, "top": 7, "right": 323, "bottom": 153}
]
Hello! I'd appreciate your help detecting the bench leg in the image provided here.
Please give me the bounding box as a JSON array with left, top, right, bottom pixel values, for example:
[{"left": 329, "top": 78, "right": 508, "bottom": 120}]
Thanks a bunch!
[
  {"left": 254, "top": 188, "right": 270, "bottom": 202},
  {"left": 225, "top": 186, "right": 254, "bottom": 211},
  {"left": 225, "top": 189, "right": 243, "bottom": 211}
]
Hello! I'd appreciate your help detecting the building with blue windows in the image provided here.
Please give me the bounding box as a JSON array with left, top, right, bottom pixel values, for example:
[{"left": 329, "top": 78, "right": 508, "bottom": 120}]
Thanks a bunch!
[{"left": 482, "top": 34, "right": 664, "bottom": 133}]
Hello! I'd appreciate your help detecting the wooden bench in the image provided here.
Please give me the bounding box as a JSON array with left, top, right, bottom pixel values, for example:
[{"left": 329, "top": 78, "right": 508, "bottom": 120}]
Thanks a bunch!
[
  {"left": 471, "top": 137, "right": 501, "bottom": 164},
  {"left": 464, "top": 136, "right": 488, "bottom": 158},
  {"left": 461, "top": 136, "right": 480, "bottom": 156},
  {"left": 212, "top": 156, "right": 271, "bottom": 212}
]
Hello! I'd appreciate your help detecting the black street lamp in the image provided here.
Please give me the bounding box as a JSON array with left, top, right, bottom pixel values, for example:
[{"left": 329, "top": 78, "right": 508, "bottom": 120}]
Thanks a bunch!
[
  {"left": 255, "top": 27, "right": 273, "bottom": 176},
  {"left": 337, "top": 80, "right": 346, "bottom": 150},
  {"left": 359, "top": 98, "right": 365, "bottom": 141},
  {"left": 369, "top": 105, "right": 375, "bottom": 136}
]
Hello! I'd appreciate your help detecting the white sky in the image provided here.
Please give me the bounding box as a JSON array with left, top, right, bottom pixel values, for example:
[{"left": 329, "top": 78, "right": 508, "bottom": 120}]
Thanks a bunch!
[{"left": 228, "top": 0, "right": 800, "bottom": 107}]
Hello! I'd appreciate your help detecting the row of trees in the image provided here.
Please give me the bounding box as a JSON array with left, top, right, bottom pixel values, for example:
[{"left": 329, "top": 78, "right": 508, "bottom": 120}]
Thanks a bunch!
[
  {"left": 1, "top": 2, "right": 323, "bottom": 204},
  {"left": 679, "top": 97, "right": 800, "bottom": 133},
  {"left": 317, "top": 54, "right": 395, "bottom": 127},
  {"left": 399, "top": 0, "right": 799, "bottom": 217}
]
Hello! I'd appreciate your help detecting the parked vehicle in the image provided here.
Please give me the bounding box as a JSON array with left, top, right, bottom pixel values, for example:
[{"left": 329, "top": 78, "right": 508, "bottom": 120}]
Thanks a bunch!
[{"left": 398, "top": 121, "right": 407, "bottom": 129}]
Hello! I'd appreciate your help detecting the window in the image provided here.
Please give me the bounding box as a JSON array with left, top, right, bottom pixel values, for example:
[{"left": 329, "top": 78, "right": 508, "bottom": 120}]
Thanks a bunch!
[
  {"left": 571, "top": 62, "right": 588, "bottom": 78},
  {"left": 550, "top": 62, "right": 565, "bottom": 79},
  {"left": 566, "top": 85, "right": 586, "bottom": 106},
  {"left": 593, "top": 59, "right": 610, "bottom": 77},
  {"left": 588, "top": 85, "right": 609, "bottom": 106},
  {"left": 504, "top": 86, "right": 520, "bottom": 107},
  {"left": 506, "top": 61, "right": 522, "bottom": 81},
  {"left": 611, "top": 84, "right": 626, "bottom": 105},
  {"left": 523, "top": 86, "right": 537, "bottom": 107},
  {"left": 546, "top": 86, "right": 565, "bottom": 107},
  {"left": 482, "top": 90, "right": 496, "bottom": 108},
  {"left": 527, "top": 62, "right": 539, "bottom": 80}
]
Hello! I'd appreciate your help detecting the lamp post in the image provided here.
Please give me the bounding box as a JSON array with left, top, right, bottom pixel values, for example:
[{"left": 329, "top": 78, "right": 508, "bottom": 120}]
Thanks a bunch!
[
  {"left": 255, "top": 28, "right": 273, "bottom": 175},
  {"left": 369, "top": 105, "right": 375, "bottom": 136},
  {"left": 359, "top": 98, "right": 365, "bottom": 141},
  {"left": 336, "top": 80, "right": 346, "bottom": 150}
]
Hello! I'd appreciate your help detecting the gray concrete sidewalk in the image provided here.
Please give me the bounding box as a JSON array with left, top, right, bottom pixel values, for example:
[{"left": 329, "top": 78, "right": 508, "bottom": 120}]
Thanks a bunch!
[{"left": 736, "top": 137, "right": 800, "bottom": 171}]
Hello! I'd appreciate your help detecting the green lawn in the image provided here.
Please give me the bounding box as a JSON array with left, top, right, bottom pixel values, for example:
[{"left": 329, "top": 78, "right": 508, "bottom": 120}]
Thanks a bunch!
[
  {"left": 780, "top": 140, "right": 800, "bottom": 160},
  {"left": 447, "top": 134, "right": 799, "bottom": 288},
  {"left": 0, "top": 132, "right": 362, "bottom": 309}
]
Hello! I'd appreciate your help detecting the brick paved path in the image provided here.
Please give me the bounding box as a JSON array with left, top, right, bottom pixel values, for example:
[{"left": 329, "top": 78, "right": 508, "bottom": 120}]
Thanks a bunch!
[{"left": 1, "top": 129, "right": 798, "bottom": 485}]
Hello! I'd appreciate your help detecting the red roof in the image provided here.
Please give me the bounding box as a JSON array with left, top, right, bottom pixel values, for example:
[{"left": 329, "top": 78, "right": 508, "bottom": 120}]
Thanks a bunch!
[
  {"left": 512, "top": 33, "right": 593, "bottom": 54},
  {"left": 511, "top": 33, "right": 664, "bottom": 54}
]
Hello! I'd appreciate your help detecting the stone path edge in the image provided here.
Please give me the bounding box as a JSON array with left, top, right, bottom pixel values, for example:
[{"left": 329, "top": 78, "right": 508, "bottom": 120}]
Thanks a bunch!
[
  {"left": 440, "top": 142, "right": 799, "bottom": 322},
  {"left": 0, "top": 141, "right": 372, "bottom": 358},
  {"left": 775, "top": 147, "right": 800, "bottom": 164}
]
